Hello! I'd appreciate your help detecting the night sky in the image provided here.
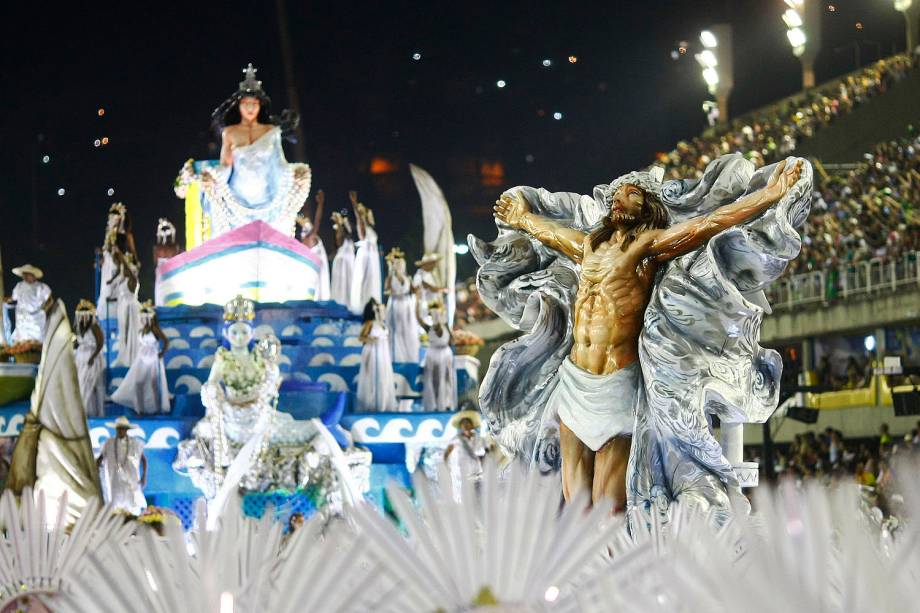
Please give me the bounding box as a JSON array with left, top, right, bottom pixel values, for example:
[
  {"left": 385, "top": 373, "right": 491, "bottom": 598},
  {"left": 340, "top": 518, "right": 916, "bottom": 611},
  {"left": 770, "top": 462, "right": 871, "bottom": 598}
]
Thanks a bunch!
[{"left": 0, "top": 1, "right": 909, "bottom": 310}]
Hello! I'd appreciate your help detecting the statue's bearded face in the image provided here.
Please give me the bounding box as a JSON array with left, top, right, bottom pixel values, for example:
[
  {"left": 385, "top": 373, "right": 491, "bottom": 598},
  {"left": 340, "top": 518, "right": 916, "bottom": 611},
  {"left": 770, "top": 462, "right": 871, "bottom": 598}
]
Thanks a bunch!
[
  {"left": 239, "top": 96, "right": 261, "bottom": 122},
  {"left": 608, "top": 184, "right": 645, "bottom": 227}
]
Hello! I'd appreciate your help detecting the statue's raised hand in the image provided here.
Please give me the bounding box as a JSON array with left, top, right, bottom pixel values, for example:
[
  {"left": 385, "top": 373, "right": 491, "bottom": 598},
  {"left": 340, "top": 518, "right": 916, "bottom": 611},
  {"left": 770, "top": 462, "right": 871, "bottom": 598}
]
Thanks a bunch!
[
  {"left": 763, "top": 159, "right": 803, "bottom": 203},
  {"left": 494, "top": 191, "right": 531, "bottom": 229},
  {"left": 315, "top": 189, "right": 325, "bottom": 207}
]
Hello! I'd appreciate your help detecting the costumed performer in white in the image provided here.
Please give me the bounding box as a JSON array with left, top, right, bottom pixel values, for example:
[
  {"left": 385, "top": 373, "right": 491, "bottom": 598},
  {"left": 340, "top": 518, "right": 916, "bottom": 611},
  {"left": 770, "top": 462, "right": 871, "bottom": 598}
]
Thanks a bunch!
[
  {"left": 6, "top": 264, "right": 52, "bottom": 344},
  {"left": 110, "top": 250, "right": 142, "bottom": 367},
  {"left": 96, "top": 415, "right": 148, "bottom": 515},
  {"left": 96, "top": 202, "right": 138, "bottom": 315},
  {"left": 444, "top": 410, "right": 488, "bottom": 498},
  {"left": 356, "top": 298, "right": 397, "bottom": 412},
  {"left": 298, "top": 189, "right": 330, "bottom": 301},
  {"left": 384, "top": 247, "right": 420, "bottom": 363},
  {"left": 330, "top": 210, "right": 355, "bottom": 307},
  {"left": 349, "top": 190, "right": 382, "bottom": 313},
  {"left": 417, "top": 300, "right": 456, "bottom": 412},
  {"left": 111, "top": 301, "right": 171, "bottom": 414},
  {"left": 74, "top": 299, "right": 106, "bottom": 417},
  {"left": 412, "top": 253, "right": 446, "bottom": 326}
]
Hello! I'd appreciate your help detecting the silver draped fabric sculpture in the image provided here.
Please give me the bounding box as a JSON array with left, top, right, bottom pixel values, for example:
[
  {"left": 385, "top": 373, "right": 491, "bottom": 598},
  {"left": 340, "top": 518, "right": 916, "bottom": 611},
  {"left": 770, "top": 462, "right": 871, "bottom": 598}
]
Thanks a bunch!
[{"left": 469, "top": 154, "right": 812, "bottom": 524}]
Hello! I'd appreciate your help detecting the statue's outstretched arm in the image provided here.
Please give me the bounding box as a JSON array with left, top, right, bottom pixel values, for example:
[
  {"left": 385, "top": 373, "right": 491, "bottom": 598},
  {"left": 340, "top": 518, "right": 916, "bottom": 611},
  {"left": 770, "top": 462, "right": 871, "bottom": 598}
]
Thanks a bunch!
[
  {"left": 647, "top": 159, "right": 802, "bottom": 262},
  {"left": 494, "top": 190, "right": 586, "bottom": 263}
]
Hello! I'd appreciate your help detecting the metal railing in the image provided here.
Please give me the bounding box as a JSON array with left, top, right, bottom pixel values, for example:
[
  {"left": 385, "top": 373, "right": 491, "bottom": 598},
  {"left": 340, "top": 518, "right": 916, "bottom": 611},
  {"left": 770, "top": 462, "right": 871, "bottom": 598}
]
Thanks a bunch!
[{"left": 768, "top": 250, "right": 920, "bottom": 310}]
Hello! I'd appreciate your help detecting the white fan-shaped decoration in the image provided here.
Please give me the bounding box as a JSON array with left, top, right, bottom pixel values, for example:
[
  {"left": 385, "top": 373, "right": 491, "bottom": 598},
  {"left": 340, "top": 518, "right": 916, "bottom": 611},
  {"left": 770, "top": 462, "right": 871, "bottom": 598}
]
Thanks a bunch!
[
  {"left": 343, "top": 336, "right": 362, "bottom": 347},
  {"left": 198, "top": 338, "right": 218, "bottom": 350},
  {"left": 313, "top": 323, "right": 340, "bottom": 336},
  {"left": 278, "top": 354, "right": 292, "bottom": 367},
  {"left": 345, "top": 323, "right": 363, "bottom": 335},
  {"left": 310, "top": 337, "right": 334, "bottom": 347},
  {"left": 166, "top": 355, "right": 194, "bottom": 369},
  {"left": 254, "top": 324, "right": 275, "bottom": 339},
  {"left": 281, "top": 324, "right": 303, "bottom": 337},
  {"left": 308, "top": 353, "right": 335, "bottom": 367},
  {"left": 174, "top": 375, "right": 202, "bottom": 394},
  {"left": 169, "top": 339, "right": 190, "bottom": 350},
  {"left": 161, "top": 327, "right": 181, "bottom": 338},
  {"left": 60, "top": 501, "right": 284, "bottom": 613},
  {"left": 318, "top": 373, "right": 348, "bottom": 392},
  {"left": 351, "top": 464, "right": 619, "bottom": 611},
  {"left": 0, "top": 490, "right": 133, "bottom": 611},
  {"left": 339, "top": 353, "right": 361, "bottom": 367},
  {"left": 291, "top": 372, "right": 312, "bottom": 382},
  {"left": 197, "top": 355, "right": 215, "bottom": 369},
  {"left": 189, "top": 326, "right": 215, "bottom": 338}
]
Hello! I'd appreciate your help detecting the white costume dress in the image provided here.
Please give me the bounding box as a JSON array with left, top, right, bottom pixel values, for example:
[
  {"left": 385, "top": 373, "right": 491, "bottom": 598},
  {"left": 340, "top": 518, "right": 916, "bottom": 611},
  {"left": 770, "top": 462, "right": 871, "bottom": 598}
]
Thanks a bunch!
[
  {"left": 96, "top": 250, "right": 122, "bottom": 316},
  {"left": 99, "top": 436, "right": 147, "bottom": 514},
  {"left": 386, "top": 274, "right": 420, "bottom": 363},
  {"left": 111, "top": 331, "right": 170, "bottom": 414},
  {"left": 331, "top": 238, "right": 355, "bottom": 307},
  {"left": 356, "top": 320, "right": 397, "bottom": 412},
  {"left": 75, "top": 326, "right": 106, "bottom": 417},
  {"left": 10, "top": 280, "right": 51, "bottom": 344},
  {"left": 412, "top": 269, "right": 439, "bottom": 324},
  {"left": 447, "top": 433, "right": 486, "bottom": 501},
  {"left": 111, "top": 275, "right": 141, "bottom": 368},
  {"left": 350, "top": 226, "right": 381, "bottom": 313},
  {"left": 310, "top": 238, "right": 331, "bottom": 301},
  {"left": 422, "top": 325, "right": 456, "bottom": 412}
]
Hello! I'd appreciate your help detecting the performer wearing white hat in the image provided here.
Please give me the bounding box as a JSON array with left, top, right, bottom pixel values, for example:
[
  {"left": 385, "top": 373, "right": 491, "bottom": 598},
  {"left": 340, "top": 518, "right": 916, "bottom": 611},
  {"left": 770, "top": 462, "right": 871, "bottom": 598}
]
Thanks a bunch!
[
  {"left": 444, "top": 410, "right": 488, "bottom": 498},
  {"left": 6, "top": 264, "right": 52, "bottom": 344},
  {"left": 96, "top": 415, "right": 148, "bottom": 515}
]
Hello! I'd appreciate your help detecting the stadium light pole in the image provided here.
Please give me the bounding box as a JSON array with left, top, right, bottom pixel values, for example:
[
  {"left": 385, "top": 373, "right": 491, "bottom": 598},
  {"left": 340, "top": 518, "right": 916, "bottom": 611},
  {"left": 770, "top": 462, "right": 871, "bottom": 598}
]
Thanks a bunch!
[
  {"left": 895, "top": 0, "right": 919, "bottom": 52},
  {"left": 783, "top": 0, "right": 822, "bottom": 89},
  {"left": 695, "top": 25, "right": 733, "bottom": 123}
]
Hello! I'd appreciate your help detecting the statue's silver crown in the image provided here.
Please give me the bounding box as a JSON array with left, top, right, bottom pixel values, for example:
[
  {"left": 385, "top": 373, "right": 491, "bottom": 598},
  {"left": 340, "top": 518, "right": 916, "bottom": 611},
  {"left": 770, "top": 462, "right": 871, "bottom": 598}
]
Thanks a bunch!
[
  {"left": 239, "top": 63, "right": 263, "bottom": 93},
  {"left": 224, "top": 294, "right": 256, "bottom": 322}
]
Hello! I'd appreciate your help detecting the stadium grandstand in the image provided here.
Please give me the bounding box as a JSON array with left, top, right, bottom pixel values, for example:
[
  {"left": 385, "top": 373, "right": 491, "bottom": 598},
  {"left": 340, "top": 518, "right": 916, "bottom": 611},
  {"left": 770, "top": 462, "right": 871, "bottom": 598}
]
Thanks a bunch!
[{"left": 460, "top": 53, "right": 920, "bottom": 479}]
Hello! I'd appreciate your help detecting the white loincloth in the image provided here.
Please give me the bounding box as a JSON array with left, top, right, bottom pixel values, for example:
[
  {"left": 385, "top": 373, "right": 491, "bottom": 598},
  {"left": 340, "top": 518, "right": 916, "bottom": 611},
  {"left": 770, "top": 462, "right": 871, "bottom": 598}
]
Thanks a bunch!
[{"left": 550, "top": 358, "right": 638, "bottom": 451}]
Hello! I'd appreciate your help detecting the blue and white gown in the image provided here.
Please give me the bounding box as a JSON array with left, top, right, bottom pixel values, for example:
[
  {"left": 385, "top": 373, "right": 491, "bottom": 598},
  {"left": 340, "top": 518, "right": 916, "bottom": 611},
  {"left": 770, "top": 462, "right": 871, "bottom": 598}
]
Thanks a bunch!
[{"left": 202, "top": 125, "right": 312, "bottom": 238}]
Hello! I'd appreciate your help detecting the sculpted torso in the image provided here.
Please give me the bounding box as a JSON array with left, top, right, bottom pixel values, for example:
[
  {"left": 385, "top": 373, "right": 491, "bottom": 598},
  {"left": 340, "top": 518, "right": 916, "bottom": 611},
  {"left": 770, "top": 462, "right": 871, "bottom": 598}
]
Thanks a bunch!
[{"left": 572, "top": 238, "right": 657, "bottom": 375}]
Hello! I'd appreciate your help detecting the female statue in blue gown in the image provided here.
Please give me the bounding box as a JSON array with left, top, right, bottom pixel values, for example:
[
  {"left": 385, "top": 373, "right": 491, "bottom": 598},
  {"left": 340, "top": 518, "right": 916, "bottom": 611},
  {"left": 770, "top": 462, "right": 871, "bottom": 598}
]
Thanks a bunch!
[{"left": 192, "top": 64, "right": 312, "bottom": 238}]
